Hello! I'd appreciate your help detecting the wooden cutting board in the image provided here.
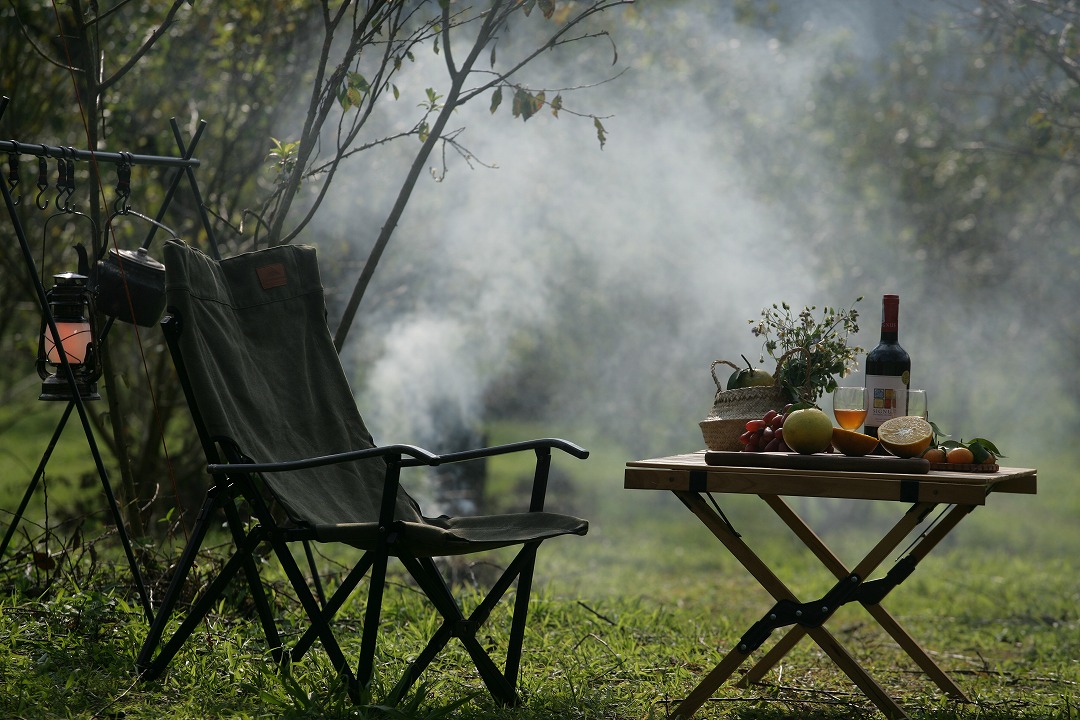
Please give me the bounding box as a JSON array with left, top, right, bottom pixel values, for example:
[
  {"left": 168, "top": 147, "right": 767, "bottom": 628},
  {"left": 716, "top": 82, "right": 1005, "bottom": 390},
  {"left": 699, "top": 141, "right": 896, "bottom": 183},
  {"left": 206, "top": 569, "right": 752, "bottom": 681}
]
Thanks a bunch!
[{"left": 704, "top": 451, "right": 930, "bottom": 474}]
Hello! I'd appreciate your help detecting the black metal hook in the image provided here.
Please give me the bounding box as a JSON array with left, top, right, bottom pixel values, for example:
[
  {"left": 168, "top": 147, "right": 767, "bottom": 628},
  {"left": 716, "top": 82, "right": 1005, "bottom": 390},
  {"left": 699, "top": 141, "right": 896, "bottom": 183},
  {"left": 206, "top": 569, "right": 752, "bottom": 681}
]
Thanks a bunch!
[
  {"left": 113, "top": 152, "right": 132, "bottom": 215},
  {"left": 54, "top": 150, "right": 69, "bottom": 211},
  {"left": 35, "top": 154, "right": 49, "bottom": 210},
  {"left": 6, "top": 144, "right": 20, "bottom": 206},
  {"left": 64, "top": 153, "right": 77, "bottom": 212}
]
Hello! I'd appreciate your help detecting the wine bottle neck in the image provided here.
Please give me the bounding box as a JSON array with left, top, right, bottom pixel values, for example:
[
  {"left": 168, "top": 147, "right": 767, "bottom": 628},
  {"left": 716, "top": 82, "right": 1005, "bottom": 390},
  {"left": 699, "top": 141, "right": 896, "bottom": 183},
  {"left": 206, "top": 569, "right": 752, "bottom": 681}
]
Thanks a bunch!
[{"left": 880, "top": 295, "right": 899, "bottom": 343}]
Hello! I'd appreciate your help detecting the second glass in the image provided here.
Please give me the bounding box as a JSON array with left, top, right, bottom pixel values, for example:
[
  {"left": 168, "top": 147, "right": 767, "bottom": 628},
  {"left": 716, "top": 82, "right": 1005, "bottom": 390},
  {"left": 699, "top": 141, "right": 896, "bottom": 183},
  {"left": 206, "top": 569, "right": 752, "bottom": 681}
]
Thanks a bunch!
[
  {"left": 907, "top": 389, "right": 928, "bottom": 419},
  {"left": 832, "top": 386, "right": 868, "bottom": 430}
]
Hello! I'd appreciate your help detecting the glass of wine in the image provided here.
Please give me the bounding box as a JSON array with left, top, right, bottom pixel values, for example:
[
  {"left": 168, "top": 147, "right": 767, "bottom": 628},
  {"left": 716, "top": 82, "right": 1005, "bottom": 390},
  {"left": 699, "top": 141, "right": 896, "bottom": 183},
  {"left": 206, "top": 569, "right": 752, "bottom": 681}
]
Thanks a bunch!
[
  {"left": 907, "top": 389, "right": 928, "bottom": 419},
  {"left": 832, "top": 386, "right": 868, "bottom": 431}
]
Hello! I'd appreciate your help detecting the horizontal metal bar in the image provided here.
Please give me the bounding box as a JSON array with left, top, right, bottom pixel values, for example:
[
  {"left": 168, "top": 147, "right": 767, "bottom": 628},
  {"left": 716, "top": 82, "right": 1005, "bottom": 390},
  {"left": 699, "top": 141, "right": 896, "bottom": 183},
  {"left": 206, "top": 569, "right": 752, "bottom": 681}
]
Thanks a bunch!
[{"left": 1, "top": 139, "right": 199, "bottom": 169}]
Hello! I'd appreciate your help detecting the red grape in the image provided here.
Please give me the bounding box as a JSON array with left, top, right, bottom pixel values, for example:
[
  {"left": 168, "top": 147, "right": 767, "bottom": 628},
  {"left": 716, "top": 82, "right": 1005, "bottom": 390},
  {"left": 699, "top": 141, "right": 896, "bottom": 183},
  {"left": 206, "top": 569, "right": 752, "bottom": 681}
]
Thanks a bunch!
[{"left": 739, "top": 408, "right": 795, "bottom": 452}]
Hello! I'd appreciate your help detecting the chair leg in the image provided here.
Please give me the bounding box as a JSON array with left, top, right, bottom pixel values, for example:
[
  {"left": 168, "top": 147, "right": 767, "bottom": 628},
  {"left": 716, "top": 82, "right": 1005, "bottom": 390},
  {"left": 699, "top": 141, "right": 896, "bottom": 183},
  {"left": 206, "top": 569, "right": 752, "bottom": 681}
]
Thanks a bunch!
[
  {"left": 504, "top": 542, "right": 540, "bottom": 691},
  {"left": 388, "top": 556, "right": 457, "bottom": 703},
  {"left": 303, "top": 539, "right": 327, "bottom": 606},
  {"left": 291, "top": 552, "right": 375, "bottom": 661},
  {"left": 136, "top": 489, "right": 223, "bottom": 677},
  {"left": 394, "top": 554, "right": 525, "bottom": 707},
  {"left": 269, "top": 533, "right": 359, "bottom": 699},
  {"left": 221, "top": 495, "right": 283, "bottom": 662},
  {"left": 137, "top": 502, "right": 265, "bottom": 680},
  {"left": 355, "top": 547, "right": 390, "bottom": 693}
]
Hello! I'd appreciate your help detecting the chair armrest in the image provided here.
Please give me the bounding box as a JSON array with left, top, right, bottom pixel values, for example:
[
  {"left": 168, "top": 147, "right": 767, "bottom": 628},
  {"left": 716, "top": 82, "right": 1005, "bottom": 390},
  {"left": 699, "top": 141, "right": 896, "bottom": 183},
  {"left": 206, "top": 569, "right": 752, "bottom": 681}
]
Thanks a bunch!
[
  {"left": 410, "top": 437, "right": 590, "bottom": 514},
  {"left": 206, "top": 443, "right": 440, "bottom": 475},
  {"left": 400, "top": 437, "right": 589, "bottom": 467},
  {"left": 208, "top": 438, "right": 589, "bottom": 516}
]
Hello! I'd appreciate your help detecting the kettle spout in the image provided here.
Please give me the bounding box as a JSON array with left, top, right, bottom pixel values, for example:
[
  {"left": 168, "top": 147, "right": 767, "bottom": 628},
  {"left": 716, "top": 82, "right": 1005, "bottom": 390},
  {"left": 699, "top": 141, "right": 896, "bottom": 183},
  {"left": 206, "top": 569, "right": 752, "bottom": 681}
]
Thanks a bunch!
[{"left": 74, "top": 243, "right": 90, "bottom": 276}]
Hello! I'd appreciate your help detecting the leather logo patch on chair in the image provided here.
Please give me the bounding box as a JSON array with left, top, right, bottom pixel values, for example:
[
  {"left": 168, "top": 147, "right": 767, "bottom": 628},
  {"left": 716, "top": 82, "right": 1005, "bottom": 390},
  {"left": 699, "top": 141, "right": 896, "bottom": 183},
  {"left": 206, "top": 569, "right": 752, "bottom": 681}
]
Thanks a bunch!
[{"left": 256, "top": 263, "right": 288, "bottom": 290}]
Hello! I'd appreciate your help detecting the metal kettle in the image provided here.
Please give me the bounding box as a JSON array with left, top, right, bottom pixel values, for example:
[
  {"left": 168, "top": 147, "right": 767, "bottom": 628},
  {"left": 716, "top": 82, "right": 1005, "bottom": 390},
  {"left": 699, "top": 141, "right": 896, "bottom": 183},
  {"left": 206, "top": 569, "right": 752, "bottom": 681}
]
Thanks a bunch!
[
  {"left": 88, "top": 245, "right": 166, "bottom": 327},
  {"left": 85, "top": 210, "right": 172, "bottom": 327}
]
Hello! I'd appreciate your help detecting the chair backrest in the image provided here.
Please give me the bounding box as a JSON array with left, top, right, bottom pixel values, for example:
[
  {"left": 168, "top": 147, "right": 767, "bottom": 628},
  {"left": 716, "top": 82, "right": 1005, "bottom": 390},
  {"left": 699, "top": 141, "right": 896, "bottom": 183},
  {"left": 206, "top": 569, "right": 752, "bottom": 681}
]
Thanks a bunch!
[{"left": 163, "top": 241, "right": 422, "bottom": 527}]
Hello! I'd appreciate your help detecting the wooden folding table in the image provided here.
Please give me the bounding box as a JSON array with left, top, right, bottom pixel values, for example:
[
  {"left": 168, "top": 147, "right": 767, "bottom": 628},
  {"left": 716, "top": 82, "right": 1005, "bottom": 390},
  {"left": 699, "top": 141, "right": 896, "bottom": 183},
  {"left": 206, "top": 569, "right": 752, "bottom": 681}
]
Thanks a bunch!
[{"left": 624, "top": 451, "right": 1037, "bottom": 719}]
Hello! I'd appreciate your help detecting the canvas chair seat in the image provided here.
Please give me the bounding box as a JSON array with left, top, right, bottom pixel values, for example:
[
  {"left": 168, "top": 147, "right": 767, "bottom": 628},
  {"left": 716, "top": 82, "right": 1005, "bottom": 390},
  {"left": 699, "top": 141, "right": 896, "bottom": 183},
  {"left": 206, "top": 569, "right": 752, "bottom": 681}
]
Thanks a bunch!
[
  {"left": 314, "top": 512, "right": 588, "bottom": 556},
  {"left": 136, "top": 241, "right": 589, "bottom": 707}
]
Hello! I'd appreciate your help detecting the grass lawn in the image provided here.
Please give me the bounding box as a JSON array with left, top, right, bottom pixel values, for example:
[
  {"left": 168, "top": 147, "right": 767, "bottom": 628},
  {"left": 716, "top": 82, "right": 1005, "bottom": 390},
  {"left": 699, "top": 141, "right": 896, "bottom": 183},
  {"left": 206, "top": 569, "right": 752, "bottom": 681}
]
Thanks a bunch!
[{"left": 0, "top": 424, "right": 1077, "bottom": 719}]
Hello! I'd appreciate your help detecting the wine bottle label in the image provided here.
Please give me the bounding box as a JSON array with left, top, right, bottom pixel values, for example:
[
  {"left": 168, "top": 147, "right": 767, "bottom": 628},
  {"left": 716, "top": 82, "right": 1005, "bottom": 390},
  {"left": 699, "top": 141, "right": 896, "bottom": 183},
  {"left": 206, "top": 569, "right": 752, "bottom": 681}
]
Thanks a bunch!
[{"left": 865, "top": 374, "right": 909, "bottom": 427}]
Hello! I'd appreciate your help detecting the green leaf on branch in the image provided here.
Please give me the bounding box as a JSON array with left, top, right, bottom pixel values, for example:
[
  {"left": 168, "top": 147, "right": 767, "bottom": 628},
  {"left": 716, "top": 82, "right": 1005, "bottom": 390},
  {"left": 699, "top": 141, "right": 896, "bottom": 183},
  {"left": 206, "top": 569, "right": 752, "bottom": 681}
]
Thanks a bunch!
[
  {"left": 490, "top": 86, "right": 502, "bottom": 114},
  {"left": 513, "top": 87, "right": 540, "bottom": 120},
  {"left": 339, "top": 72, "right": 370, "bottom": 110},
  {"left": 594, "top": 116, "right": 607, "bottom": 149},
  {"left": 420, "top": 87, "right": 443, "bottom": 112},
  {"left": 267, "top": 137, "right": 300, "bottom": 177},
  {"left": 550, "top": 94, "right": 562, "bottom": 117}
]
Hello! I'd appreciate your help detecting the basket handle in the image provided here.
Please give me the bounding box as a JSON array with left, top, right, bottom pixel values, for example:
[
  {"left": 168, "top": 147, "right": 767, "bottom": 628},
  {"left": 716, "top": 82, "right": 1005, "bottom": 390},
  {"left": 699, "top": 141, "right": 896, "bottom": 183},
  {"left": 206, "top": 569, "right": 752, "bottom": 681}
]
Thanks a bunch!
[{"left": 709, "top": 359, "right": 741, "bottom": 390}]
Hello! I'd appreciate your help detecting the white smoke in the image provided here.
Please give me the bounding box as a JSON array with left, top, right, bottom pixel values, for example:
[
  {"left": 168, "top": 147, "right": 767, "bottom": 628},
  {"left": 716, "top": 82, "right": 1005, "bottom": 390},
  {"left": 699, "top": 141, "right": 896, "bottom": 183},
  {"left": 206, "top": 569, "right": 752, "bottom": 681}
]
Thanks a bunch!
[{"left": 313, "top": 2, "right": 1070, "bottom": 489}]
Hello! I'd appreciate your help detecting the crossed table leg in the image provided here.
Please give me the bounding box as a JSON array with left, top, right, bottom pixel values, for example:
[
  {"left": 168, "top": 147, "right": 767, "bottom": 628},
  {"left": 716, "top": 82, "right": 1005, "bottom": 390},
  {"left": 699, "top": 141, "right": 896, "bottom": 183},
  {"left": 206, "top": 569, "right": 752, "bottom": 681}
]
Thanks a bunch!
[{"left": 669, "top": 491, "right": 976, "bottom": 720}]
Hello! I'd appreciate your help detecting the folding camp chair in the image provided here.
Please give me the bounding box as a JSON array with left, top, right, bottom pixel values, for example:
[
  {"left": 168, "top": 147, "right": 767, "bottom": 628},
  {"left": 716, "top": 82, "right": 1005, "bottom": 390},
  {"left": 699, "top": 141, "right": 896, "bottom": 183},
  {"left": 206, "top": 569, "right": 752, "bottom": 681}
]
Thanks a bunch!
[{"left": 135, "top": 241, "right": 589, "bottom": 706}]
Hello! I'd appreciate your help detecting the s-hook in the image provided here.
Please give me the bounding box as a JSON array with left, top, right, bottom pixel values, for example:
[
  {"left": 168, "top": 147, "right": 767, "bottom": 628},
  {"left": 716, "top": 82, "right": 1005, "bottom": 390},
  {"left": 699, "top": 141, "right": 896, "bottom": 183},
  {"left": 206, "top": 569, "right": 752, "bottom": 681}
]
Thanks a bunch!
[
  {"left": 6, "top": 144, "right": 19, "bottom": 205},
  {"left": 63, "top": 150, "right": 77, "bottom": 212},
  {"left": 54, "top": 150, "right": 70, "bottom": 211},
  {"left": 113, "top": 152, "right": 132, "bottom": 215},
  {"left": 35, "top": 154, "right": 49, "bottom": 210}
]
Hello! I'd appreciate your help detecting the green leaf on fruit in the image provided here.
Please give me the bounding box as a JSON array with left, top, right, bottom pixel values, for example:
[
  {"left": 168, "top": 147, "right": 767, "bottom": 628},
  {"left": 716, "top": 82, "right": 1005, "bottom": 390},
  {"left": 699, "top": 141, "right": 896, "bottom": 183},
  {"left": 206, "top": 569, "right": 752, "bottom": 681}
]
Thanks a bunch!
[
  {"left": 967, "top": 441, "right": 992, "bottom": 463},
  {"left": 968, "top": 437, "right": 1005, "bottom": 457}
]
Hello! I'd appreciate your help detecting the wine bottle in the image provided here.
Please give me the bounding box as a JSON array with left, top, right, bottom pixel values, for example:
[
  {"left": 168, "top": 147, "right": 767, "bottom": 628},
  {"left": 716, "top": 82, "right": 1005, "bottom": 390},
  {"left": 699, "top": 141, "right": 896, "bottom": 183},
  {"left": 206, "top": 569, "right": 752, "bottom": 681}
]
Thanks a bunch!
[{"left": 864, "top": 294, "right": 910, "bottom": 438}]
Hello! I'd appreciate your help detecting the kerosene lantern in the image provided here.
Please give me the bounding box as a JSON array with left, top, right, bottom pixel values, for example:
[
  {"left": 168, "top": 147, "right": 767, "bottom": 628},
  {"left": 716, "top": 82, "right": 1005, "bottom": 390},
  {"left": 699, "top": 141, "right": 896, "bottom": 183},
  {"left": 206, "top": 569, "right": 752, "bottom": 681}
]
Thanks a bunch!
[{"left": 37, "top": 272, "right": 101, "bottom": 401}]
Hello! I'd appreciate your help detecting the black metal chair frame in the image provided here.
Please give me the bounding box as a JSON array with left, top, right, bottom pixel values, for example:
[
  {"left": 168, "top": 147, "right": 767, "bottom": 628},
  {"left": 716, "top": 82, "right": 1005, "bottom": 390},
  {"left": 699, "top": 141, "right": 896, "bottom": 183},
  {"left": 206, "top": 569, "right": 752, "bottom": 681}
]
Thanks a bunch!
[{"left": 136, "top": 309, "right": 589, "bottom": 706}]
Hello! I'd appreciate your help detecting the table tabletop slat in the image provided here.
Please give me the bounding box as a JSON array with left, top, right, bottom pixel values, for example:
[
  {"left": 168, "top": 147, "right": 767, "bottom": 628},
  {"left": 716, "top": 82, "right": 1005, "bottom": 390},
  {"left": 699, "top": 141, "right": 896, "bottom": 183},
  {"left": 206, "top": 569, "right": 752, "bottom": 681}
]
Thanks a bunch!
[{"left": 625, "top": 451, "right": 1036, "bottom": 504}]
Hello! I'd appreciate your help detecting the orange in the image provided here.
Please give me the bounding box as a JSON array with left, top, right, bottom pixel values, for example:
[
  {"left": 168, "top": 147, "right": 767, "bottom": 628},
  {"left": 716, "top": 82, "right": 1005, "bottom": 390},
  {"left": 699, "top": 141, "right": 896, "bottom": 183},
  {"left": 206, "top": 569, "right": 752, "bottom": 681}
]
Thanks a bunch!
[
  {"left": 921, "top": 447, "right": 946, "bottom": 463},
  {"left": 831, "top": 428, "right": 879, "bottom": 457},
  {"left": 946, "top": 446, "right": 975, "bottom": 464},
  {"left": 877, "top": 416, "right": 934, "bottom": 458}
]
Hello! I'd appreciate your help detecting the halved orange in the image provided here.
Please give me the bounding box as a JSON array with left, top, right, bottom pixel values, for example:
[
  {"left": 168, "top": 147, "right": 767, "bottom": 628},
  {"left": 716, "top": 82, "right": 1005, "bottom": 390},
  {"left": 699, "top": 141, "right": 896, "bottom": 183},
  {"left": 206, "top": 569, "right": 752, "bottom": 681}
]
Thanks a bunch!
[
  {"left": 877, "top": 416, "right": 934, "bottom": 458},
  {"left": 831, "top": 427, "right": 879, "bottom": 457}
]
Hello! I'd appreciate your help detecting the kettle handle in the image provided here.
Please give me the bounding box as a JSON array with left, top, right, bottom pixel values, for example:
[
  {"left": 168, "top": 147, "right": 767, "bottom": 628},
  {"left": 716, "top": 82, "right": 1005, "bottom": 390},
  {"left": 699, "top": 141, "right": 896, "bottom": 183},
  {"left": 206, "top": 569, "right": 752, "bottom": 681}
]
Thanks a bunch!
[{"left": 102, "top": 208, "right": 180, "bottom": 260}]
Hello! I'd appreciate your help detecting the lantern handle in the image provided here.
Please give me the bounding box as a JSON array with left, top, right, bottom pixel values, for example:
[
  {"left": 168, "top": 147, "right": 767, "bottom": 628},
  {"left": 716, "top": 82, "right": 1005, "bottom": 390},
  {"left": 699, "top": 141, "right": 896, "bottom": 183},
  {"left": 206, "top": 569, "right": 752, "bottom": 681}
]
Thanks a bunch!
[{"left": 42, "top": 204, "right": 100, "bottom": 277}]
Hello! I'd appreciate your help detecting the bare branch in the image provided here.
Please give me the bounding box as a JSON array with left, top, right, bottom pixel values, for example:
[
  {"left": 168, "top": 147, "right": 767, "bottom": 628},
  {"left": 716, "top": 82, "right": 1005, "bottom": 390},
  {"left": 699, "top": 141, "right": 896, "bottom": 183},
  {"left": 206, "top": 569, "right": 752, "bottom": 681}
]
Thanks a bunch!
[
  {"left": 5, "top": 0, "right": 77, "bottom": 72},
  {"left": 99, "top": 0, "right": 188, "bottom": 92}
]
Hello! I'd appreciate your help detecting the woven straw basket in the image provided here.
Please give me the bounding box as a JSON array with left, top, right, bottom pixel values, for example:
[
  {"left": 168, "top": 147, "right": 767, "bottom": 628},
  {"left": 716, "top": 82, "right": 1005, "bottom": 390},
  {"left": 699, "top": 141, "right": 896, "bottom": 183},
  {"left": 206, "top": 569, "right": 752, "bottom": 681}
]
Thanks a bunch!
[
  {"left": 699, "top": 417, "right": 749, "bottom": 452},
  {"left": 699, "top": 350, "right": 808, "bottom": 451}
]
